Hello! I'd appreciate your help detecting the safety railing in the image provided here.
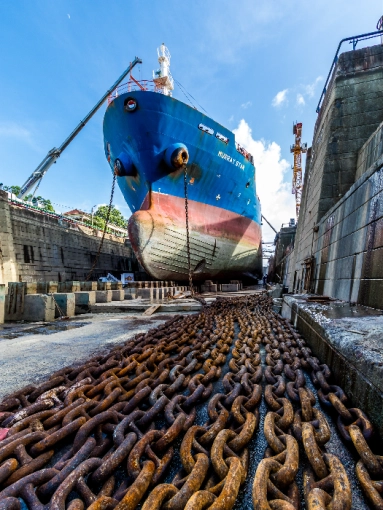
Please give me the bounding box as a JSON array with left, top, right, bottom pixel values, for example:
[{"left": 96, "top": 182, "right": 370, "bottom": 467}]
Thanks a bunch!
[
  {"left": 235, "top": 142, "right": 254, "bottom": 164},
  {"left": 316, "top": 30, "right": 382, "bottom": 114},
  {"left": 108, "top": 79, "right": 164, "bottom": 104}
]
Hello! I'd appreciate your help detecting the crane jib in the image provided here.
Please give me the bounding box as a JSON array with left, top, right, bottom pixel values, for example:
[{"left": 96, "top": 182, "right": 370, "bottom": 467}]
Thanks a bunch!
[{"left": 18, "top": 57, "right": 142, "bottom": 199}]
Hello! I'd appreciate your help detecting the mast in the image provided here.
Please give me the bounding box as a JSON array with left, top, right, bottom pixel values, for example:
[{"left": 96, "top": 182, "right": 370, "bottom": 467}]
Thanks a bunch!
[{"left": 153, "top": 43, "right": 174, "bottom": 96}]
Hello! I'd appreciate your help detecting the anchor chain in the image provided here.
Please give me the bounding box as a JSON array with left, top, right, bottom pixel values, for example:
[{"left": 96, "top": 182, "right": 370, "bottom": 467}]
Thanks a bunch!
[
  {"left": 0, "top": 294, "right": 382, "bottom": 509},
  {"left": 183, "top": 165, "right": 194, "bottom": 296}
]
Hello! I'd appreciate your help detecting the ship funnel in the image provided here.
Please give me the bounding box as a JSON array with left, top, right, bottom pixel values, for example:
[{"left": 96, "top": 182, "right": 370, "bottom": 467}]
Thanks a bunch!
[{"left": 164, "top": 143, "right": 189, "bottom": 170}]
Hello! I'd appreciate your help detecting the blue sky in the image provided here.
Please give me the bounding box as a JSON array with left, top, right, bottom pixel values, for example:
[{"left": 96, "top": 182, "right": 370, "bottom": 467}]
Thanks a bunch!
[{"left": 0, "top": 0, "right": 381, "bottom": 243}]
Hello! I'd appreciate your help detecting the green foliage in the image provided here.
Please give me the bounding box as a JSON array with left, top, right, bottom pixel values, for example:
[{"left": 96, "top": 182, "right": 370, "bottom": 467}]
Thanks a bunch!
[
  {"left": 3, "top": 184, "right": 55, "bottom": 212},
  {"left": 91, "top": 215, "right": 106, "bottom": 230},
  {"left": 94, "top": 205, "right": 127, "bottom": 228},
  {"left": 4, "top": 185, "right": 21, "bottom": 195}
]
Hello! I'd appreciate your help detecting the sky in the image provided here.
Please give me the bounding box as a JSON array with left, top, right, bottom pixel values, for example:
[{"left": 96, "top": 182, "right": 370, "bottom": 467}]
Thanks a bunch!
[{"left": 0, "top": 0, "right": 382, "bottom": 253}]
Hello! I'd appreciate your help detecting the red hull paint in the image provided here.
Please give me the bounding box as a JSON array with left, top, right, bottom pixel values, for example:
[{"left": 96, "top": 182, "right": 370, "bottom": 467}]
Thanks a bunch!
[{"left": 128, "top": 192, "right": 262, "bottom": 281}]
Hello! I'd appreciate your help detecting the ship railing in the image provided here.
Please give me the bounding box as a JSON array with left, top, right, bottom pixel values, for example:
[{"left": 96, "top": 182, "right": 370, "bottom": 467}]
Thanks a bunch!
[
  {"left": 107, "top": 79, "right": 167, "bottom": 104},
  {"left": 235, "top": 142, "right": 254, "bottom": 165}
]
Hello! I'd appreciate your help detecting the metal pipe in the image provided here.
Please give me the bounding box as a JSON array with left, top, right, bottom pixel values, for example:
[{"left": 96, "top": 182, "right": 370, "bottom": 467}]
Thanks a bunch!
[{"left": 18, "top": 57, "right": 142, "bottom": 199}]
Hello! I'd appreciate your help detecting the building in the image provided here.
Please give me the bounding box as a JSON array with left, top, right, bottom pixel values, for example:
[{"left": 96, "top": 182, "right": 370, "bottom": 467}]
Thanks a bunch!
[{"left": 63, "top": 209, "right": 128, "bottom": 237}]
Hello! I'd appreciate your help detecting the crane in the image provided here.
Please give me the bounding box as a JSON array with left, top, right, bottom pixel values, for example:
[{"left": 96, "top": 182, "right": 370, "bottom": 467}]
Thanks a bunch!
[
  {"left": 290, "top": 122, "right": 307, "bottom": 219},
  {"left": 18, "top": 57, "right": 142, "bottom": 199}
]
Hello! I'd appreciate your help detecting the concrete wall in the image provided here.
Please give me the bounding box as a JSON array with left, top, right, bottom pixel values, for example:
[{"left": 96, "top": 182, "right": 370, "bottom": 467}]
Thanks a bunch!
[
  {"left": 289, "top": 43, "right": 383, "bottom": 305},
  {"left": 0, "top": 191, "right": 142, "bottom": 284},
  {"left": 288, "top": 119, "right": 383, "bottom": 309},
  {"left": 268, "top": 224, "right": 296, "bottom": 286}
]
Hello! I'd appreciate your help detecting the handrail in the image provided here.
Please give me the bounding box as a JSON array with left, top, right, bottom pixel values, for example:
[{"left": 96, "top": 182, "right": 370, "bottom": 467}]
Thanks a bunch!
[
  {"left": 107, "top": 79, "right": 159, "bottom": 104},
  {"left": 316, "top": 30, "right": 382, "bottom": 114}
]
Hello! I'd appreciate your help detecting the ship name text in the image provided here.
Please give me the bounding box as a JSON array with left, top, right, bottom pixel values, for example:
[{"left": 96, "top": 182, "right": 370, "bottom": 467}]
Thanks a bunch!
[{"left": 217, "top": 151, "right": 245, "bottom": 170}]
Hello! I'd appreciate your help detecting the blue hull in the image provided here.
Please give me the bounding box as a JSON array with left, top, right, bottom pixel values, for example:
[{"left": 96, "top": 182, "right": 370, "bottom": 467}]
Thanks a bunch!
[{"left": 103, "top": 91, "right": 262, "bottom": 280}]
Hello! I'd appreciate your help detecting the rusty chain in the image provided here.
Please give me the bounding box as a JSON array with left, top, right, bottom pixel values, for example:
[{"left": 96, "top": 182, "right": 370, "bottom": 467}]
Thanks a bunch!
[
  {"left": 183, "top": 165, "right": 194, "bottom": 297},
  {"left": 0, "top": 294, "right": 382, "bottom": 509}
]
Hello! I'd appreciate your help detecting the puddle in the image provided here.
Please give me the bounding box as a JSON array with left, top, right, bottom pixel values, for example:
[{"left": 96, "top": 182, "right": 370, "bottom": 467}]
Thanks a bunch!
[
  {"left": 0, "top": 321, "right": 90, "bottom": 339},
  {"left": 299, "top": 299, "right": 383, "bottom": 321},
  {"left": 315, "top": 303, "right": 382, "bottom": 320}
]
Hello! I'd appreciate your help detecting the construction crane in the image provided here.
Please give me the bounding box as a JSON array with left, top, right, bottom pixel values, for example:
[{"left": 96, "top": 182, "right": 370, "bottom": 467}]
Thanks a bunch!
[
  {"left": 18, "top": 57, "right": 142, "bottom": 199},
  {"left": 290, "top": 122, "right": 307, "bottom": 219}
]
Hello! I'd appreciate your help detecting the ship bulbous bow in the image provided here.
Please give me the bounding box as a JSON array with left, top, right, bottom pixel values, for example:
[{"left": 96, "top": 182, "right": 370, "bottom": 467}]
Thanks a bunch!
[{"left": 128, "top": 192, "right": 262, "bottom": 281}]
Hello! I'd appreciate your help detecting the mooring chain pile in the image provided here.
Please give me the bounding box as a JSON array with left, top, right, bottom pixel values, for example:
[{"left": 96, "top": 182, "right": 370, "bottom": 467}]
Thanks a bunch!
[
  {"left": 250, "top": 304, "right": 383, "bottom": 510},
  {"left": 0, "top": 296, "right": 264, "bottom": 510},
  {"left": 250, "top": 307, "right": 353, "bottom": 510},
  {"left": 0, "top": 294, "right": 382, "bottom": 509}
]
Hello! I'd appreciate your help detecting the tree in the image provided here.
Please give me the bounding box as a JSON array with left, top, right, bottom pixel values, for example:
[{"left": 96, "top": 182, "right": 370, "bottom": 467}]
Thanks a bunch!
[
  {"left": 91, "top": 215, "right": 106, "bottom": 230},
  {"left": 3, "top": 185, "right": 21, "bottom": 195},
  {"left": 94, "top": 205, "right": 127, "bottom": 229}
]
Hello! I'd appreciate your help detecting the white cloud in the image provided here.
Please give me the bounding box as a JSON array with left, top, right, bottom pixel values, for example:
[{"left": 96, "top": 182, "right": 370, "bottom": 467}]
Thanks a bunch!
[
  {"left": 233, "top": 119, "right": 296, "bottom": 242},
  {"left": 0, "top": 123, "right": 33, "bottom": 145},
  {"left": 296, "top": 93, "right": 305, "bottom": 106},
  {"left": 304, "top": 76, "right": 323, "bottom": 98},
  {"left": 241, "top": 101, "right": 252, "bottom": 109},
  {"left": 228, "top": 115, "right": 234, "bottom": 122},
  {"left": 272, "top": 89, "right": 288, "bottom": 108}
]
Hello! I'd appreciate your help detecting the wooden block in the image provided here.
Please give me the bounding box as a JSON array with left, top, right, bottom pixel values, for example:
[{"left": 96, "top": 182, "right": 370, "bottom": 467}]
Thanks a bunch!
[{"left": 142, "top": 304, "right": 161, "bottom": 316}]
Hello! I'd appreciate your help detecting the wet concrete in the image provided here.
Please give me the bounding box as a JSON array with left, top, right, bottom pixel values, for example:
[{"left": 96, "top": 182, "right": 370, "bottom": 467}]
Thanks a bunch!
[
  {"left": 0, "top": 320, "right": 89, "bottom": 339},
  {"left": 0, "top": 312, "right": 185, "bottom": 401}
]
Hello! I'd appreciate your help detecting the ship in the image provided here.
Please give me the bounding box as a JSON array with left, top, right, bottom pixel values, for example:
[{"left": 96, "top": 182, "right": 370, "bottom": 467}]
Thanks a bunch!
[{"left": 103, "top": 45, "right": 262, "bottom": 281}]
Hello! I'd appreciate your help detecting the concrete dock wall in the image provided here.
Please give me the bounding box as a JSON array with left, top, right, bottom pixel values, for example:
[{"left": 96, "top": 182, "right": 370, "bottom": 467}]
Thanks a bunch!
[
  {"left": 0, "top": 191, "right": 141, "bottom": 284},
  {"left": 288, "top": 44, "right": 383, "bottom": 309}
]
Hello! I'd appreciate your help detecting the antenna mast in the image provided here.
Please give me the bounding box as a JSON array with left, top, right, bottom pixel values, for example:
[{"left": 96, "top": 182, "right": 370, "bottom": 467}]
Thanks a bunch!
[
  {"left": 290, "top": 122, "right": 307, "bottom": 219},
  {"left": 153, "top": 43, "right": 174, "bottom": 96}
]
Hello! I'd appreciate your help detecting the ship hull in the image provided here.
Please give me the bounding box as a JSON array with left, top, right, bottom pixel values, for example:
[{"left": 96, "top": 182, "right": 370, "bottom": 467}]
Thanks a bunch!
[
  {"left": 103, "top": 90, "right": 262, "bottom": 281},
  {"left": 128, "top": 192, "right": 262, "bottom": 280}
]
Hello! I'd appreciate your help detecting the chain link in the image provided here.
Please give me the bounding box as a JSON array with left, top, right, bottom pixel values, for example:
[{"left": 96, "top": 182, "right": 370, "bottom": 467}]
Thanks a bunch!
[
  {"left": 183, "top": 165, "right": 194, "bottom": 296},
  {"left": 85, "top": 173, "right": 117, "bottom": 281},
  {"left": 1, "top": 294, "right": 381, "bottom": 509}
]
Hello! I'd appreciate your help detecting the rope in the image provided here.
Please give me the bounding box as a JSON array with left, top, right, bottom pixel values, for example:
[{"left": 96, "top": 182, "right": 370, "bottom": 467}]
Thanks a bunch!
[
  {"left": 85, "top": 173, "right": 117, "bottom": 281},
  {"left": 174, "top": 79, "right": 208, "bottom": 115}
]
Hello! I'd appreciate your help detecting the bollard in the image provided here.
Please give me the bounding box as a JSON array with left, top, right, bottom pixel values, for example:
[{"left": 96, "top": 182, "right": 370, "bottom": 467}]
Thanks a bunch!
[
  {"left": 74, "top": 291, "right": 96, "bottom": 314},
  {"left": 96, "top": 290, "right": 112, "bottom": 303},
  {"left": 52, "top": 293, "right": 75, "bottom": 318},
  {"left": 58, "top": 281, "right": 81, "bottom": 293},
  {"left": 111, "top": 290, "right": 124, "bottom": 301},
  {"left": 47, "top": 281, "right": 59, "bottom": 293},
  {"left": 97, "top": 282, "right": 111, "bottom": 291},
  {"left": 80, "top": 281, "right": 97, "bottom": 291},
  {"left": 22, "top": 294, "right": 55, "bottom": 322}
]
